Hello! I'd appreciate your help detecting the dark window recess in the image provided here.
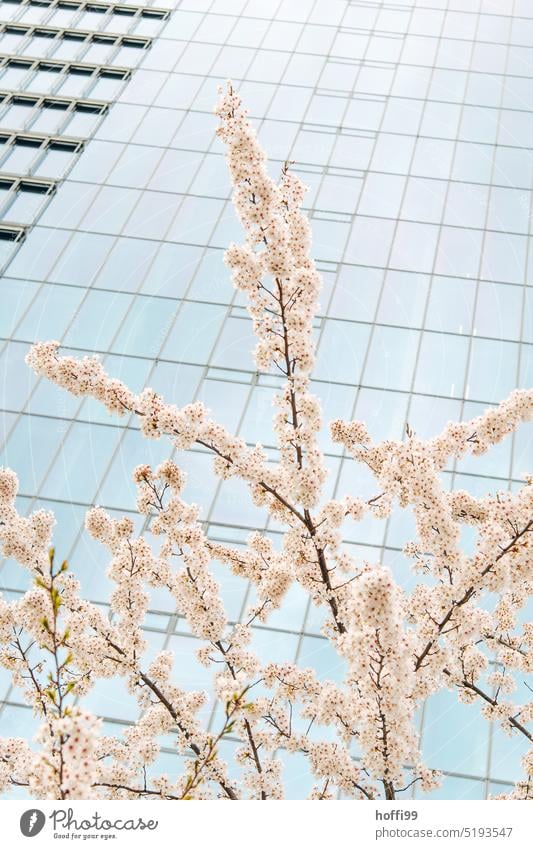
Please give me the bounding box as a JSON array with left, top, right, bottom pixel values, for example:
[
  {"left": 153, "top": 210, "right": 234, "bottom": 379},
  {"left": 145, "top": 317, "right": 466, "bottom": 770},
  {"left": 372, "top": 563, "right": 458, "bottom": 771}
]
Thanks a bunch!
[
  {"left": 49, "top": 138, "right": 83, "bottom": 151},
  {"left": 75, "top": 101, "right": 107, "bottom": 113},
  {"left": 70, "top": 66, "right": 96, "bottom": 76},
  {"left": 19, "top": 179, "right": 55, "bottom": 194},
  {"left": 92, "top": 35, "right": 116, "bottom": 44},
  {"left": 11, "top": 94, "right": 44, "bottom": 105},
  {"left": 4, "top": 25, "right": 29, "bottom": 35},
  {"left": 121, "top": 37, "right": 150, "bottom": 48},
  {"left": 0, "top": 226, "right": 26, "bottom": 241},
  {"left": 111, "top": 6, "right": 137, "bottom": 16},
  {"left": 10, "top": 136, "right": 43, "bottom": 148},
  {"left": 63, "top": 32, "right": 89, "bottom": 42},
  {"left": 139, "top": 8, "right": 167, "bottom": 18},
  {"left": 41, "top": 98, "right": 71, "bottom": 110},
  {"left": 37, "top": 63, "right": 63, "bottom": 73},
  {"left": 32, "top": 28, "right": 57, "bottom": 39},
  {"left": 99, "top": 68, "right": 129, "bottom": 79},
  {"left": 4, "top": 59, "right": 33, "bottom": 69}
]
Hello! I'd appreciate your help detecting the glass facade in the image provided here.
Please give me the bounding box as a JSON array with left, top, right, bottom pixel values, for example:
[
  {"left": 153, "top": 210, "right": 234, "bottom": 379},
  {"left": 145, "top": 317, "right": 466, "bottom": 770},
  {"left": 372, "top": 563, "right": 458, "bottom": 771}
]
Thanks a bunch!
[{"left": 1, "top": 0, "right": 532, "bottom": 799}]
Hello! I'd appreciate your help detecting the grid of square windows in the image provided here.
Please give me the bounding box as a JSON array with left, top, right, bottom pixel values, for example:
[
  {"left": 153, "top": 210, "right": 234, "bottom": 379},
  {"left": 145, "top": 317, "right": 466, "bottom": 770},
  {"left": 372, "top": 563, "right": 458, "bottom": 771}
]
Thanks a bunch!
[{"left": 0, "top": 0, "right": 169, "bottom": 262}]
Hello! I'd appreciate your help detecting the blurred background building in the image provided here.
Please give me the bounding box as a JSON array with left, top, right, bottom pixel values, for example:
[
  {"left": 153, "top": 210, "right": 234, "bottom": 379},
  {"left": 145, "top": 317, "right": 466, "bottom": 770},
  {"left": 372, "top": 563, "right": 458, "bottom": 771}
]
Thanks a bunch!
[{"left": 0, "top": 0, "right": 532, "bottom": 799}]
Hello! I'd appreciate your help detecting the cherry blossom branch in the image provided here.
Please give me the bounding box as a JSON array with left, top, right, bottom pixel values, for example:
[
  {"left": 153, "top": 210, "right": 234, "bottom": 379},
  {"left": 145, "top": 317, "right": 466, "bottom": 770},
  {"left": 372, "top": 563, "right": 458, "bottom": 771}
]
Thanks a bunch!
[
  {"left": 1, "top": 81, "right": 531, "bottom": 801},
  {"left": 415, "top": 520, "right": 532, "bottom": 671}
]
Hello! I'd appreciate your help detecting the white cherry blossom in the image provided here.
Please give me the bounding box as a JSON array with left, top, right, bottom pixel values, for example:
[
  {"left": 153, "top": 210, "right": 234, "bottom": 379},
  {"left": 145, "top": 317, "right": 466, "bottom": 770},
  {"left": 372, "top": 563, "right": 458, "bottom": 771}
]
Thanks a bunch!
[{"left": 0, "top": 83, "right": 531, "bottom": 801}]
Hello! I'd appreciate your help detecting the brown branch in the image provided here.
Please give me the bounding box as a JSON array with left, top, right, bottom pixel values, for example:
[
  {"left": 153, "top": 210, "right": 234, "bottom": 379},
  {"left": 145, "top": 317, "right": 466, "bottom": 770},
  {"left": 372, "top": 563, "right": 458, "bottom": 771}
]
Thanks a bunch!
[
  {"left": 444, "top": 669, "right": 532, "bottom": 742},
  {"left": 415, "top": 521, "right": 532, "bottom": 671}
]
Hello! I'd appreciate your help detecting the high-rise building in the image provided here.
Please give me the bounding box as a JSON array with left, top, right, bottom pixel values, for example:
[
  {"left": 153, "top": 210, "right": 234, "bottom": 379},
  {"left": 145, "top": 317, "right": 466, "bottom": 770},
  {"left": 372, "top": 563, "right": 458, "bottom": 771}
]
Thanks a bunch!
[{"left": 0, "top": 0, "right": 531, "bottom": 799}]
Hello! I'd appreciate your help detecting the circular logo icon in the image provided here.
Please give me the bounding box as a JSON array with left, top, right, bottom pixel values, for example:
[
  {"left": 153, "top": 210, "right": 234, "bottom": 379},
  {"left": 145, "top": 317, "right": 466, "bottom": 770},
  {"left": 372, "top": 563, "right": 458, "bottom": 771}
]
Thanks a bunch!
[{"left": 20, "top": 810, "right": 46, "bottom": 838}]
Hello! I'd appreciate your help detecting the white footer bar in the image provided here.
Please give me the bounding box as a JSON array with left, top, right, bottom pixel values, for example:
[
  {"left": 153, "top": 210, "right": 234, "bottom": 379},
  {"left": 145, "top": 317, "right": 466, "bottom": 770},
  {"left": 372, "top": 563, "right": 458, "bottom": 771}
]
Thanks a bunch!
[{"left": 1, "top": 799, "right": 530, "bottom": 848}]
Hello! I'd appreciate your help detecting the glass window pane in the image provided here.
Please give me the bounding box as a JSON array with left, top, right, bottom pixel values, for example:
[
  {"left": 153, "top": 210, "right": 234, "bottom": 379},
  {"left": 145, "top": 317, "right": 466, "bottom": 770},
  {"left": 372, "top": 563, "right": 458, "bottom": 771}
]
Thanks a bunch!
[
  {"left": 402, "top": 177, "right": 447, "bottom": 224},
  {"left": 198, "top": 378, "right": 249, "bottom": 432},
  {"left": 359, "top": 173, "right": 406, "bottom": 218},
  {"left": 148, "top": 148, "right": 203, "bottom": 193},
  {"left": 412, "top": 138, "right": 454, "bottom": 179},
  {"left": 443, "top": 182, "right": 489, "bottom": 229},
  {"left": 421, "top": 689, "right": 489, "bottom": 776},
  {"left": 314, "top": 320, "right": 371, "bottom": 384},
  {"left": 0, "top": 278, "right": 38, "bottom": 337},
  {"left": 452, "top": 141, "right": 494, "bottom": 183},
  {"left": 481, "top": 232, "right": 527, "bottom": 284},
  {"left": 328, "top": 266, "right": 383, "bottom": 322},
  {"left": 390, "top": 221, "right": 439, "bottom": 273},
  {"left": 93, "top": 237, "right": 159, "bottom": 293},
  {"left": 39, "top": 182, "right": 100, "bottom": 229},
  {"left": 69, "top": 140, "right": 124, "bottom": 184},
  {"left": 425, "top": 276, "right": 475, "bottom": 334},
  {"left": 487, "top": 187, "right": 530, "bottom": 234},
  {"left": 474, "top": 281, "right": 523, "bottom": 339},
  {"left": 211, "top": 316, "right": 255, "bottom": 370},
  {"left": 161, "top": 301, "right": 226, "bottom": 363},
  {"left": 435, "top": 227, "right": 483, "bottom": 278},
  {"left": 106, "top": 145, "right": 164, "bottom": 189},
  {"left": 467, "top": 339, "right": 519, "bottom": 403},
  {"left": 113, "top": 295, "right": 179, "bottom": 358},
  {"left": 80, "top": 186, "right": 141, "bottom": 234},
  {"left": 143, "top": 242, "right": 203, "bottom": 298},
  {"left": 6, "top": 189, "right": 49, "bottom": 225},
  {"left": 51, "top": 232, "right": 115, "bottom": 287},
  {"left": 40, "top": 422, "right": 122, "bottom": 503},
  {"left": 2, "top": 415, "right": 63, "bottom": 495},
  {"left": 3, "top": 143, "right": 41, "bottom": 173},
  {"left": 408, "top": 395, "right": 462, "bottom": 440},
  {"left": 355, "top": 387, "right": 409, "bottom": 442},
  {"left": 346, "top": 216, "right": 396, "bottom": 267},
  {"left": 33, "top": 147, "right": 76, "bottom": 179},
  {"left": 363, "top": 326, "right": 419, "bottom": 391},
  {"left": 0, "top": 339, "right": 38, "bottom": 411},
  {"left": 377, "top": 271, "right": 428, "bottom": 328},
  {"left": 414, "top": 332, "right": 469, "bottom": 397},
  {"left": 64, "top": 290, "right": 133, "bottom": 351},
  {"left": 123, "top": 190, "right": 179, "bottom": 240},
  {"left": 16, "top": 283, "right": 85, "bottom": 341}
]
